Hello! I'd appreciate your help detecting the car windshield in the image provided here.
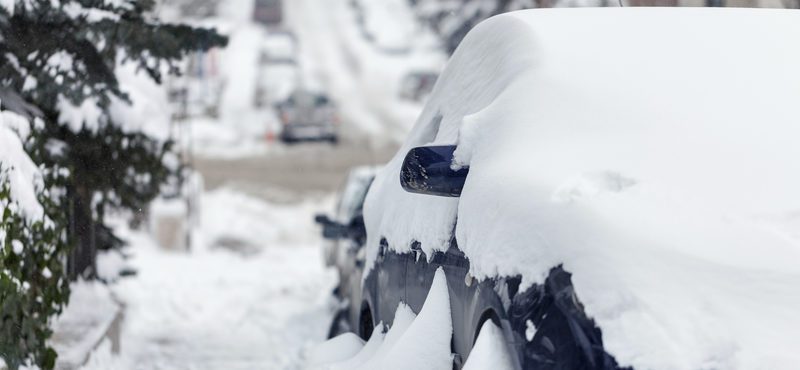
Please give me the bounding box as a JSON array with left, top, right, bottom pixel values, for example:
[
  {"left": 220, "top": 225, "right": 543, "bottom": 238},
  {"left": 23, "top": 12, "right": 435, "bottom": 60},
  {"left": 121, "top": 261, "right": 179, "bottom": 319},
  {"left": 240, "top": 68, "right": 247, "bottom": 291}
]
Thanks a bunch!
[{"left": 289, "top": 91, "right": 328, "bottom": 108}]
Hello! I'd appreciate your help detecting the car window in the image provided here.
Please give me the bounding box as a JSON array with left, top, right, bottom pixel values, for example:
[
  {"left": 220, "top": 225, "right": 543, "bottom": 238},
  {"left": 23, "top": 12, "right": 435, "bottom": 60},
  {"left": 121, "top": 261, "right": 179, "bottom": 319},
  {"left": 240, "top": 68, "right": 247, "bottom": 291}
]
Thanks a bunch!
[{"left": 336, "top": 174, "right": 375, "bottom": 223}]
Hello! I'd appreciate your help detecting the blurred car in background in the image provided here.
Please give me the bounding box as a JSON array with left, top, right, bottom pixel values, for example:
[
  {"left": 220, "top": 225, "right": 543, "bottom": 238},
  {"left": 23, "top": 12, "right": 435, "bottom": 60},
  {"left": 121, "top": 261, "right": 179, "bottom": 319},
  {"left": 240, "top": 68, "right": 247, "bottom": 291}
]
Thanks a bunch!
[
  {"left": 315, "top": 166, "right": 379, "bottom": 336},
  {"left": 253, "top": 0, "right": 283, "bottom": 26},
  {"left": 399, "top": 71, "right": 438, "bottom": 102},
  {"left": 275, "top": 90, "right": 339, "bottom": 144},
  {"left": 254, "top": 30, "right": 300, "bottom": 108}
]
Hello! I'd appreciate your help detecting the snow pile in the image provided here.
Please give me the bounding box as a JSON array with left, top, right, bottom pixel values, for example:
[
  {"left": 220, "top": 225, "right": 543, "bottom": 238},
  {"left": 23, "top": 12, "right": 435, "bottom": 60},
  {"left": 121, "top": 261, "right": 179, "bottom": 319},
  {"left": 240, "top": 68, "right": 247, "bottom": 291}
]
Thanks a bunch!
[
  {"left": 50, "top": 280, "right": 121, "bottom": 369},
  {"left": 365, "top": 8, "right": 800, "bottom": 370},
  {"left": 201, "top": 188, "right": 332, "bottom": 251},
  {"left": 307, "top": 268, "right": 452, "bottom": 370},
  {"left": 0, "top": 107, "right": 44, "bottom": 220},
  {"left": 462, "top": 321, "right": 515, "bottom": 370}
]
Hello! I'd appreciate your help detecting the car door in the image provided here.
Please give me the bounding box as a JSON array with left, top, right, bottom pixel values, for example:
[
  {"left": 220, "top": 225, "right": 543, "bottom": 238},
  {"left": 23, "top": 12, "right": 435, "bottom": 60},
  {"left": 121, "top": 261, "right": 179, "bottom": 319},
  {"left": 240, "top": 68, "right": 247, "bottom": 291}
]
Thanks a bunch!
[
  {"left": 362, "top": 238, "right": 407, "bottom": 337},
  {"left": 403, "top": 237, "right": 471, "bottom": 365}
]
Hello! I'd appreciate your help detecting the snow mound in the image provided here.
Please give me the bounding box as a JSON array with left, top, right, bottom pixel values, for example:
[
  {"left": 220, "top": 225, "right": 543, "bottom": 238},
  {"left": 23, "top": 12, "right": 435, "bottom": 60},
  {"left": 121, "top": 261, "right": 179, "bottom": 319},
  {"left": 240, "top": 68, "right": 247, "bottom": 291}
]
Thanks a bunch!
[
  {"left": 365, "top": 8, "right": 800, "bottom": 370},
  {"left": 462, "top": 321, "right": 515, "bottom": 370},
  {"left": 201, "top": 188, "right": 331, "bottom": 251},
  {"left": 309, "top": 268, "right": 452, "bottom": 370},
  {"left": 50, "top": 280, "right": 120, "bottom": 369},
  {"left": 306, "top": 333, "right": 366, "bottom": 366}
]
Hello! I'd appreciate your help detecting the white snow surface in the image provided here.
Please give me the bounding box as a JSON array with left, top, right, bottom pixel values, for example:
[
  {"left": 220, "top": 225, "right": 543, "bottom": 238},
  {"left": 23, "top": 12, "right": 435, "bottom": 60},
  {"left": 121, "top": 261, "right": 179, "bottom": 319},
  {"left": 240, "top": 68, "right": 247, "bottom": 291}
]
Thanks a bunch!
[
  {"left": 0, "top": 108, "right": 44, "bottom": 220},
  {"left": 78, "top": 188, "right": 337, "bottom": 370},
  {"left": 364, "top": 8, "right": 800, "bottom": 370},
  {"left": 57, "top": 59, "right": 172, "bottom": 138},
  {"left": 109, "top": 62, "right": 172, "bottom": 141},
  {"left": 50, "top": 280, "right": 120, "bottom": 369},
  {"left": 307, "top": 268, "right": 453, "bottom": 370},
  {"left": 0, "top": 0, "right": 13, "bottom": 14},
  {"left": 462, "top": 321, "right": 515, "bottom": 370}
]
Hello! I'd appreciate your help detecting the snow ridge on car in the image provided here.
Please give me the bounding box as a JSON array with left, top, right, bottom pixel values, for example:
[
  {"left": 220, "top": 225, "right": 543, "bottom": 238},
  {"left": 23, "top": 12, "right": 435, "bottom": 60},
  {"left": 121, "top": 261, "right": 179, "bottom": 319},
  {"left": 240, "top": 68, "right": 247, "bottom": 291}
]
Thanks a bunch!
[{"left": 365, "top": 8, "right": 800, "bottom": 370}]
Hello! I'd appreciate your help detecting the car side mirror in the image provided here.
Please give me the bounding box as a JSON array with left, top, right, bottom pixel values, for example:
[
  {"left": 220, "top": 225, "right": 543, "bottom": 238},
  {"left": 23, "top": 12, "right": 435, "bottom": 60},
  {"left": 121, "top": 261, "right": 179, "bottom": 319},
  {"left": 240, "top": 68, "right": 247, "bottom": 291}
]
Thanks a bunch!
[
  {"left": 400, "top": 145, "right": 469, "bottom": 197},
  {"left": 322, "top": 224, "right": 347, "bottom": 239},
  {"left": 314, "top": 214, "right": 330, "bottom": 224}
]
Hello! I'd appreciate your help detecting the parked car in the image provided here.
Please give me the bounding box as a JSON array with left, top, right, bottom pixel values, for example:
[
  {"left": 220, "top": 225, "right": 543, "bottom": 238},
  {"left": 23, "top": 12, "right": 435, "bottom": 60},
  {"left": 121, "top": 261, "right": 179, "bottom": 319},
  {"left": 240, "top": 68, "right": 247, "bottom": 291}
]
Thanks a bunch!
[
  {"left": 399, "top": 71, "right": 438, "bottom": 102},
  {"left": 315, "top": 166, "right": 380, "bottom": 337},
  {"left": 253, "top": 0, "right": 283, "bottom": 26},
  {"left": 346, "top": 9, "right": 800, "bottom": 370},
  {"left": 275, "top": 90, "right": 339, "bottom": 144}
]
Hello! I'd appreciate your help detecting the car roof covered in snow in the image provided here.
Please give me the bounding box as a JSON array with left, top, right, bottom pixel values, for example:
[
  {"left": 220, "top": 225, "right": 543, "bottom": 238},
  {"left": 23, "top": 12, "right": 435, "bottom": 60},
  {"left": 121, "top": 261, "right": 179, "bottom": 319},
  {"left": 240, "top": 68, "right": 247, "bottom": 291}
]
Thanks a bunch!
[{"left": 364, "top": 8, "right": 800, "bottom": 370}]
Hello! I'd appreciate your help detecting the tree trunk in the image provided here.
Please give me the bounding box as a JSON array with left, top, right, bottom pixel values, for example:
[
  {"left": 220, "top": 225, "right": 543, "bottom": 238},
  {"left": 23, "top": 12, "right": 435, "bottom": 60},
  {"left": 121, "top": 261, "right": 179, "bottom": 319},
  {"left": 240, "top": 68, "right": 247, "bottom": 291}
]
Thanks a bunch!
[{"left": 67, "top": 185, "right": 96, "bottom": 280}]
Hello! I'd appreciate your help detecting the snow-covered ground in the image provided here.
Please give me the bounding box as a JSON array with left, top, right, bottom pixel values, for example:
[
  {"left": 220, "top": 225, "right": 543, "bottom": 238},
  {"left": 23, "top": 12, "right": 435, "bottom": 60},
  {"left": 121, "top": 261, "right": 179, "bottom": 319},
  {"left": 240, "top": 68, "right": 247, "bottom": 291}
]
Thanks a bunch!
[{"left": 75, "top": 188, "right": 337, "bottom": 370}]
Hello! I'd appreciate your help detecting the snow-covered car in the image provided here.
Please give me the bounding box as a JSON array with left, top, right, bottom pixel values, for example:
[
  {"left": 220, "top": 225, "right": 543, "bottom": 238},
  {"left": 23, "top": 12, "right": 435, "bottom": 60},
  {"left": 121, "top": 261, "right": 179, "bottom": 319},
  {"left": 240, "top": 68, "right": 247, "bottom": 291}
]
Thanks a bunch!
[
  {"left": 353, "top": 8, "right": 800, "bottom": 370},
  {"left": 315, "top": 166, "right": 380, "bottom": 336},
  {"left": 276, "top": 90, "right": 339, "bottom": 144}
]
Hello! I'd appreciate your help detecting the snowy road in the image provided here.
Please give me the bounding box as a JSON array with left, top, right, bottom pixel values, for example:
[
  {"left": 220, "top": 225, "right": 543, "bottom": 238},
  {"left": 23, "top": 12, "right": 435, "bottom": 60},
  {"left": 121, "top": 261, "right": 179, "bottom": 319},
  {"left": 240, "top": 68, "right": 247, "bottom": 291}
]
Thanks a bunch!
[
  {"left": 195, "top": 142, "right": 396, "bottom": 201},
  {"left": 196, "top": 0, "right": 445, "bottom": 200},
  {"left": 194, "top": 0, "right": 445, "bottom": 200}
]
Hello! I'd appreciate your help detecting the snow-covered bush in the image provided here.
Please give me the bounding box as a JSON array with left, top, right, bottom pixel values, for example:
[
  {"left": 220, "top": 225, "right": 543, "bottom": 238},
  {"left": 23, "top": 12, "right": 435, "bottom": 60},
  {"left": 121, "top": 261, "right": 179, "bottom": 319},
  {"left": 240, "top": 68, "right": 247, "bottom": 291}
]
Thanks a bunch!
[
  {"left": 0, "top": 110, "right": 69, "bottom": 370},
  {"left": 1, "top": 0, "right": 226, "bottom": 367}
]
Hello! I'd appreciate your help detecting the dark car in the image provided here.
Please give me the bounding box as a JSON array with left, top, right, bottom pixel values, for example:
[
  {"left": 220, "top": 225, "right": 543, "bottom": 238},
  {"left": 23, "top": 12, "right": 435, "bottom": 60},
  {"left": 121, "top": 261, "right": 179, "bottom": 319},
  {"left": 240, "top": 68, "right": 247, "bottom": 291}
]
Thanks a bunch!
[
  {"left": 315, "top": 166, "right": 379, "bottom": 336},
  {"left": 357, "top": 146, "right": 620, "bottom": 369},
  {"left": 275, "top": 90, "right": 339, "bottom": 144}
]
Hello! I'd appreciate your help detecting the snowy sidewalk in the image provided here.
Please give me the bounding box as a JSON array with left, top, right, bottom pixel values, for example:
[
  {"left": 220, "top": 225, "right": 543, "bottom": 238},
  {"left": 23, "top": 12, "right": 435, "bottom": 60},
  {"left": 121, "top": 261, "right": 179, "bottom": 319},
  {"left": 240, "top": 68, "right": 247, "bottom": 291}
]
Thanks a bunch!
[
  {"left": 49, "top": 281, "right": 123, "bottom": 370},
  {"left": 76, "top": 189, "right": 337, "bottom": 370}
]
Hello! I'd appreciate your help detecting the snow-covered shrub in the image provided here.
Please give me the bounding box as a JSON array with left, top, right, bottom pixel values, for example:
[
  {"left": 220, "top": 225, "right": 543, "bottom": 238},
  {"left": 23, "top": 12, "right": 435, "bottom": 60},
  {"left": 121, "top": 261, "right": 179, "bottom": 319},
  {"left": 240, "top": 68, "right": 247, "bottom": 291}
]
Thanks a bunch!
[{"left": 0, "top": 111, "right": 69, "bottom": 370}]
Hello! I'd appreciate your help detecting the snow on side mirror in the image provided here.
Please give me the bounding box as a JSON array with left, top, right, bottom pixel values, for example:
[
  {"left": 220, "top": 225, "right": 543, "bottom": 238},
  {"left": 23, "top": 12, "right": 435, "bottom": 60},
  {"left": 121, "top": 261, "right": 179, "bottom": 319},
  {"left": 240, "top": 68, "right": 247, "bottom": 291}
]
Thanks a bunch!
[{"left": 400, "top": 145, "right": 469, "bottom": 197}]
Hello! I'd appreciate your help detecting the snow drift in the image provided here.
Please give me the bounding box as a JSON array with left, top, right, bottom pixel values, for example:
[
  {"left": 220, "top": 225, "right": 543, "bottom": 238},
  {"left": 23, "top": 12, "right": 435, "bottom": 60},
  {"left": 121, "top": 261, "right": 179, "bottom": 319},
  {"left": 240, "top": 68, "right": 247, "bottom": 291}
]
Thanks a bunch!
[
  {"left": 364, "top": 8, "right": 800, "bottom": 370},
  {"left": 308, "top": 268, "right": 453, "bottom": 370}
]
